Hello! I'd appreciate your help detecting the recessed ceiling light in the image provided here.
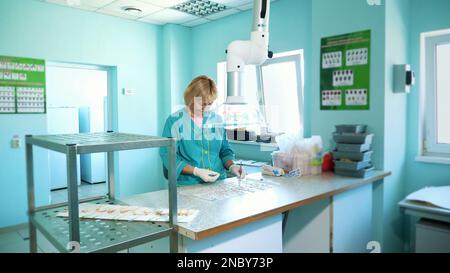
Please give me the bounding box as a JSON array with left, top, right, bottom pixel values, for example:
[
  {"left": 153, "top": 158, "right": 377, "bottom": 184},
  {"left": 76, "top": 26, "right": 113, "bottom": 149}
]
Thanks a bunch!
[
  {"left": 172, "top": 0, "right": 227, "bottom": 17},
  {"left": 122, "top": 6, "right": 143, "bottom": 15}
]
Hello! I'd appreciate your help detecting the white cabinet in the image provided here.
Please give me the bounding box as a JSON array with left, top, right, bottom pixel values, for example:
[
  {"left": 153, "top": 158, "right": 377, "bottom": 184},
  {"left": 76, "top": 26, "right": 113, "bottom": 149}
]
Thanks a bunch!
[
  {"left": 129, "top": 215, "right": 283, "bottom": 253},
  {"left": 283, "top": 184, "right": 373, "bottom": 253},
  {"left": 283, "top": 199, "right": 331, "bottom": 253}
]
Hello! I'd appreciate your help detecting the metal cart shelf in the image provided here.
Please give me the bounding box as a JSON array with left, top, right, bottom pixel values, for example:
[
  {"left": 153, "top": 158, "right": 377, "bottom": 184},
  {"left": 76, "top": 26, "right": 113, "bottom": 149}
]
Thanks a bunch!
[{"left": 26, "top": 132, "right": 178, "bottom": 253}]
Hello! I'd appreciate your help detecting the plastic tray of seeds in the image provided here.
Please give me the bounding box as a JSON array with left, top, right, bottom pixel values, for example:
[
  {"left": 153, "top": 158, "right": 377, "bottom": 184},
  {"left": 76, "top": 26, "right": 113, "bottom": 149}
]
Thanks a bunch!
[
  {"left": 332, "top": 150, "right": 373, "bottom": 162},
  {"left": 333, "top": 133, "right": 374, "bottom": 144},
  {"left": 334, "top": 159, "right": 371, "bottom": 171},
  {"left": 334, "top": 165, "right": 375, "bottom": 179},
  {"left": 335, "top": 143, "right": 371, "bottom": 153},
  {"left": 335, "top": 124, "right": 367, "bottom": 134}
]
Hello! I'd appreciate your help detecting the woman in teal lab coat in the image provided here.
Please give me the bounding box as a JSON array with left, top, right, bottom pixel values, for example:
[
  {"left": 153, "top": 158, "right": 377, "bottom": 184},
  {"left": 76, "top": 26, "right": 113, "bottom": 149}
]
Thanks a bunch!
[{"left": 160, "top": 75, "right": 245, "bottom": 186}]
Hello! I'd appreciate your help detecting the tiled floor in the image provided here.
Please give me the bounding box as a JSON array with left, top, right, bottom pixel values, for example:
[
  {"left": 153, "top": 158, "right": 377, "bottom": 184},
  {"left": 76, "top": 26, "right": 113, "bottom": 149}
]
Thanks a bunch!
[
  {"left": 0, "top": 226, "right": 64, "bottom": 253},
  {"left": 0, "top": 231, "right": 30, "bottom": 253},
  {"left": 0, "top": 182, "right": 107, "bottom": 253},
  {"left": 51, "top": 181, "right": 107, "bottom": 204}
]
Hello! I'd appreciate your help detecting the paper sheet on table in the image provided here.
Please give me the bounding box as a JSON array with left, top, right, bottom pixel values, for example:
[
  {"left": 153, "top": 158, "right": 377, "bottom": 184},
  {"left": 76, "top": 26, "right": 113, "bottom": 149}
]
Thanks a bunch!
[
  {"left": 406, "top": 186, "right": 450, "bottom": 210},
  {"left": 56, "top": 203, "right": 199, "bottom": 223},
  {"left": 238, "top": 160, "right": 267, "bottom": 167}
]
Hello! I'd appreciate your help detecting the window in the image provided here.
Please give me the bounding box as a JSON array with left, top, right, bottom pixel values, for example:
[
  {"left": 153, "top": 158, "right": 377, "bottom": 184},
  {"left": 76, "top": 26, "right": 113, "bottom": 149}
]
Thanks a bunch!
[
  {"left": 421, "top": 30, "right": 450, "bottom": 157},
  {"left": 435, "top": 44, "right": 450, "bottom": 145},
  {"left": 216, "top": 50, "right": 304, "bottom": 136}
]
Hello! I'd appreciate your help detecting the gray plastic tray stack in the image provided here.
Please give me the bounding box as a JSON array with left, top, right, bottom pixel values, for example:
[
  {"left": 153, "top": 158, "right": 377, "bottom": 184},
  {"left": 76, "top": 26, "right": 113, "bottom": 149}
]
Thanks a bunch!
[{"left": 332, "top": 125, "right": 375, "bottom": 178}]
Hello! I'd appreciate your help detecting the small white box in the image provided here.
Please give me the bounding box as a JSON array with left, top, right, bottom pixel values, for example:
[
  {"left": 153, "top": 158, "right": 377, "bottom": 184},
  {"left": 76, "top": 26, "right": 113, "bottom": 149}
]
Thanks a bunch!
[{"left": 122, "top": 88, "right": 136, "bottom": 96}]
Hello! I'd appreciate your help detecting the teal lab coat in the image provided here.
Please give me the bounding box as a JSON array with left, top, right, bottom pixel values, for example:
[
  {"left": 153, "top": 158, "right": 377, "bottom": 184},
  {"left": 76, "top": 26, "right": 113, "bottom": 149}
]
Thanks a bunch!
[{"left": 159, "top": 108, "right": 236, "bottom": 186}]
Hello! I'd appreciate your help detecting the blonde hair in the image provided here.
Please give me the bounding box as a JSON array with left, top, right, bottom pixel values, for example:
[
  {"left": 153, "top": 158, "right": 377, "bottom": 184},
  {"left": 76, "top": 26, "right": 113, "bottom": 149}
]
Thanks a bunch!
[{"left": 184, "top": 75, "right": 218, "bottom": 108}]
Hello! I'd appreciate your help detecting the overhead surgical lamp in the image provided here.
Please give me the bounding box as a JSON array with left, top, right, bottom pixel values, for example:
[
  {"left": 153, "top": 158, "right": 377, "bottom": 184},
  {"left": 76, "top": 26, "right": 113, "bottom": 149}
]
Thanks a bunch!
[{"left": 225, "top": 0, "right": 272, "bottom": 105}]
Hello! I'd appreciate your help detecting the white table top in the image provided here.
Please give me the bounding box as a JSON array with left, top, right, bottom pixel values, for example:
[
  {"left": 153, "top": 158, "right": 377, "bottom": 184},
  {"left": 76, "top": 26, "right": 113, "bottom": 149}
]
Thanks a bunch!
[
  {"left": 399, "top": 199, "right": 450, "bottom": 223},
  {"left": 122, "top": 170, "right": 391, "bottom": 240}
]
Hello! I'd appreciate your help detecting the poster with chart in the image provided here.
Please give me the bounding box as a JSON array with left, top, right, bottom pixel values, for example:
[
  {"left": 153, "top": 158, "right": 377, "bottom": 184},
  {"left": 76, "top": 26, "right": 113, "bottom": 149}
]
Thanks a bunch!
[
  {"left": 0, "top": 55, "right": 46, "bottom": 114},
  {"left": 320, "top": 30, "right": 371, "bottom": 110}
]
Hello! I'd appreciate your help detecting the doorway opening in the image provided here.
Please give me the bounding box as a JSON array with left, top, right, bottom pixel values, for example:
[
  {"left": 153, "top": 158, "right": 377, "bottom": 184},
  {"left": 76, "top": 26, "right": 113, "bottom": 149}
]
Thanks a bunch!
[{"left": 45, "top": 62, "right": 114, "bottom": 204}]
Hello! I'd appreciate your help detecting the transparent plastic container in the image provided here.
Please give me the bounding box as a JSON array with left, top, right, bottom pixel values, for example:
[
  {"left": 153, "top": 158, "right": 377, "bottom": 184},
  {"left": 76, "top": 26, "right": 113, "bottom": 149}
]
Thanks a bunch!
[
  {"left": 293, "top": 153, "right": 311, "bottom": 176},
  {"left": 272, "top": 151, "right": 293, "bottom": 172},
  {"left": 272, "top": 151, "right": 323, "bottom": 176},
  {"left": 311, "top": 165, "right": 322, "bottom": 175}
]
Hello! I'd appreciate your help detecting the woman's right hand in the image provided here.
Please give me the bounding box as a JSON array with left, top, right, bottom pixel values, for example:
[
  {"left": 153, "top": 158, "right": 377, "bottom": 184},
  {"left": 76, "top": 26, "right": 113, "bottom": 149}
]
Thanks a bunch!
[{"left": 193, "top": 167, "right": 220, "bottom": 183}]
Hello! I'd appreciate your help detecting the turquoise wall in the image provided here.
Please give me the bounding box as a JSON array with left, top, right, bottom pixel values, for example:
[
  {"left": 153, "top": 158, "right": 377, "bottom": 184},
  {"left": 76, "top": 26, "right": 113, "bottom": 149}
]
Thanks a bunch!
[
  {"left": 0, "top": 0, "right": 166, "bottom": 227},
  {"left": 311, "top": 0, "right": 392, "bottom": 250},
  {"left": 1, "top": 0, "right": 448, "bottom": 254},
  {"left": 160, "top": 24, "right": 193, "bottom": 123},
  {"left": 383, "top": 0, "right": 410, "bottom": 253},
  {"left": 0, "top": 117, "right": 50, "bottom": 228},
  {"left": 311, "top": 0, "right": 385, "bottom": 168},
  {"left": 404, "top": 0, "right": 450, "bottom": 252}
]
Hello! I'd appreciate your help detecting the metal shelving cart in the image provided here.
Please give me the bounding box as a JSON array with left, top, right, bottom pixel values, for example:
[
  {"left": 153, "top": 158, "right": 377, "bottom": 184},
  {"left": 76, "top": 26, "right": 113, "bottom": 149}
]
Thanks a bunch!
[{"left": 25, "top": 132, "right": 178, "bottom": 253}]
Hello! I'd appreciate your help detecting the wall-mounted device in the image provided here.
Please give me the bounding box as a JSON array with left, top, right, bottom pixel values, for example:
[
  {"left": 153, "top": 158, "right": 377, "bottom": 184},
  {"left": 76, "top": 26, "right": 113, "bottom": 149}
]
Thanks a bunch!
[
  {"left": 394, "top": 64, "right": 415, "bottom": 93},
  {"left": 11, "top": 135, "right": 21, "bottom": 149},
  {"left": 122, "top": 88, "right": 135, "bottom": 96}
]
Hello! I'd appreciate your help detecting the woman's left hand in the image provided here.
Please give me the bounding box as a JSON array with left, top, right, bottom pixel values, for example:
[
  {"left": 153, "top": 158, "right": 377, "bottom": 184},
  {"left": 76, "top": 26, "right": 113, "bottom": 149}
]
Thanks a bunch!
[{"left": 229, "top": 164, "right": 246, "bottom": 179}]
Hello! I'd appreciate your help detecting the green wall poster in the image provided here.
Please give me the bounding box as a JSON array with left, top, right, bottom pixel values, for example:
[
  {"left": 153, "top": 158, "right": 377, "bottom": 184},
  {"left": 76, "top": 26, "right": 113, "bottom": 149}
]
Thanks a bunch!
[
  {"left": 320, "top": 30, "right": 371, "bottom": 110},
  {"left": 0, "top": 55, "right": 46, "bottom": 114}
]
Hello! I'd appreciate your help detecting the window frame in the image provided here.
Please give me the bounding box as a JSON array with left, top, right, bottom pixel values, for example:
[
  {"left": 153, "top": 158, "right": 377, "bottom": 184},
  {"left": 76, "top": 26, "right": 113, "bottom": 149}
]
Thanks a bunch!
[
  {"left": 216, "top": 49, "right": 304, "bottom": 136},
  {"left": 260, "top": 50, "right": 304, "bottom": 135},
  {"left": 420, "top": 29, "right": 450, "bottom": 158}
]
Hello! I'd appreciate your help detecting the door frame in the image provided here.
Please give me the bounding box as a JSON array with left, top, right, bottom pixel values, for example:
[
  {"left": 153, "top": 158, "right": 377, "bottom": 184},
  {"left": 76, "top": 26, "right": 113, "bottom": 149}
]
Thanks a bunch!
[{"left": 45, "top": 61, "right": 118, "bottom": 132}]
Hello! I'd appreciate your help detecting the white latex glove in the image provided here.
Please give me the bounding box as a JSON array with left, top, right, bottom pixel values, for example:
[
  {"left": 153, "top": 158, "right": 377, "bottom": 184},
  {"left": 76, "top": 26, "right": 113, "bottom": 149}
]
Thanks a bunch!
[
  {"left": 193, "top": 167, "right": 220, "bottom": 183},
  {"left": 229, "top": 164, "right": 246, "bottom": 179}
]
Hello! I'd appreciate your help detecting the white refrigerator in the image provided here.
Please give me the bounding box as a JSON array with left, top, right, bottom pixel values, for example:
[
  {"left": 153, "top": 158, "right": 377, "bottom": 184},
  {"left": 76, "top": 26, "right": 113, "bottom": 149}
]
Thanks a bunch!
[
  {"left": 47, "top": 107, "right": 81, "bottom": 190},
  {"left": 79, "top": 100, "right": 107, "bottom": 184}
]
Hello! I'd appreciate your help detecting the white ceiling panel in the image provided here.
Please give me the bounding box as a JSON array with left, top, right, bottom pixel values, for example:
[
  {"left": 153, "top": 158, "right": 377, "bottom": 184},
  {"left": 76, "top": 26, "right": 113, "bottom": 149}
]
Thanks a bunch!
[
  {"left": 138, "top": 0, "right": 190, "bottom": 8},
  {"left": 39, "top": 0, "right": 278, "bottom": 27},
  {"left": 205, "top": 7, "right": 240, "bottom": 20},
  {"left": 77, "top": 0, "right": 115, "bottom": 8},
  {"left": 182, "top": 18, "right": 211, "bottom": 27},
  {"left": 137, "top": 16, "right": 166, "bottom": 25},
  {"left": 45, "top": 0, "right": 98, "bottom": 11},
  {"left": 235, "top": 0, "right": 278, "bottom": 11},
  {"left": 235, "top": 2, "right": 252, "bottom": 10},
  {"left": 139, "top": 8, "right": 198, "bottom": 24},
  {"left": 99, "top": 0, "right": 163, "bottom": 17},
  {"left": 97, "top": 8, "right": 141, "bottom": 19},
  {"left": 212, "top": 0, "right": 252, "bottom": 8}
]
